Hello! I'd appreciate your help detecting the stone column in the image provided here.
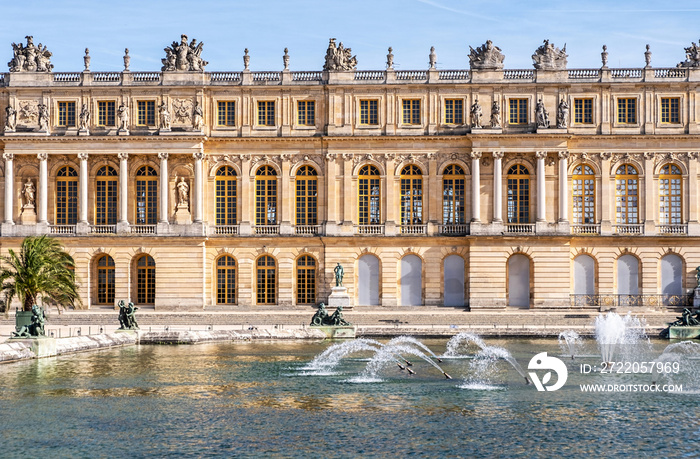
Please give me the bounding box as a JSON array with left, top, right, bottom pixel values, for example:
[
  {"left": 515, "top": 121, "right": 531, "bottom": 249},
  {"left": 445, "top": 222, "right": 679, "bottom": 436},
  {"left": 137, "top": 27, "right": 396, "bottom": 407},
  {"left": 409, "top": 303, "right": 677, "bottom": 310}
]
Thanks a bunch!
[
  {"left": 118, "top": 152, "right": 129, "bottom": 225},
  {"left": 78, "top": 152, "right": 89, "bottom": 223},
  {"left": 599, "top": 152, "right": 612, "bottom": 234},
  {"left": 492, "top": 151, "right": 503, "bottom": 222},
  {"left": 193, "top": 151, "right": 203, "bottom": 223},
  {"left": 536, "top": 151, "right": 547, "bottom": 222},
  {"left": 38, "top": 152, "right": 48, "bottom": 224},
  {"left": 558, "top": 151, "right": 569, "bottom": 222},
  {"left": 470, "top": 152, "right": 481, "bottom": 222},
  {"left": 158, "top": 152, "right": 169, "bottom": 224},
  {"left": 3, "top": 153, "right": 13, "bottom": 224}
]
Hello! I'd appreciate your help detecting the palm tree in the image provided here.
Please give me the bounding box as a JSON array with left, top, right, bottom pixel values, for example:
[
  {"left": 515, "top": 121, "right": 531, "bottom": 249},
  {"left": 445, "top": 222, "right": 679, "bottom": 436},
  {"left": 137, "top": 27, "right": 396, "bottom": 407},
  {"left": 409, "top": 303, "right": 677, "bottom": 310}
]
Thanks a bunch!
[{"left": 0, "top": 236, "right": 80, "bottom": 313}]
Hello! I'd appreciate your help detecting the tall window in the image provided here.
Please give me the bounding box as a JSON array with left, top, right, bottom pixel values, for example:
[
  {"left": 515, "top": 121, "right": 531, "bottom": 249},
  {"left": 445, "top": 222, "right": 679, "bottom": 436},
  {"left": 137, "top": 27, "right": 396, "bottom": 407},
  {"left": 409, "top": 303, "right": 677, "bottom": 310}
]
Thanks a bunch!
[
  {"left": 572, "top": 164, "right": 595, "bottom": 224},
  {"left": 617, "top": 98, "right": 637, "bottom": 124},
  {"left": 137, "top": 101, "right": 156, "bottom": 126},
  {"left": 216, "top": 255, "right": 236, "bottom": 305},
  {"left": 444, "top": 99, "right": 463, "bottom": 125},
  {"left": 659, "top": 163, "right": 682, "bottom": 225},
  {"left": 615, "top": 164, "right": 639, "bottom": 224},
  {"left": 574, "top": 98, "right": 593, "bottom": 124},
  {"left": 255, "top": 166, "right": 277, "bottom": 225},
  {"left": 400, "top": 165, "right": 423, "bottom": 225},
  {"left": 297, "top": 101, "right": 315, "bottom": 126},
  {"left": 296, "top": 255, "right": 316, "bottom": 305},
  {"left": 295, "top": 165, "right": 317, "bottom": 226},
  {"left": 402, "top": 99, "right": 421, "bottom": 125},
  {"left": 256, "top": 255, "right": 276, "bottom": 305},
  {"left": 358, "top": 164, "right": 381, "bottom": 225},
  {"left": 136, "top": 255, "right": 156, "bottom": 304},
  {"left": 56, "top": 166, "right": 78, "bottom": 225},
  {"left": 360, "top": 100, "right": 378, "bottom": 125},
  {"left": 661, "top": 97, "right": 680, "bottom": 124},
  {"left": 95, "top": 165, "right": 118, "bottom": 225},
  {"left": 217, "top": 101, "right": 236, "bottom": 126},
  {"left": 135, "top": 166, "right": 158, "bottom": 224},
  {"left": 58, "top": 102, "right": 76, "bottom": 127},
  {"left": 442, "top": 164, "right": 465, "bottom": 224},
  {"left": 507, "top": 165, "right": 530, "bottom": 223},
  {"left": 97, "top": 101, "right": 116, "bottom": 126},
  {"left": 215, "top": 166, "right": 237, "bottom": 226},
  {"left": 96, "top": 254, "right": 115, "bottom": 305},
  {"left": 257, "top": 101, "right": 275, "bottom": 126},
  {"left": 509, "top": 99, "right": 528, "bottom": 124}
]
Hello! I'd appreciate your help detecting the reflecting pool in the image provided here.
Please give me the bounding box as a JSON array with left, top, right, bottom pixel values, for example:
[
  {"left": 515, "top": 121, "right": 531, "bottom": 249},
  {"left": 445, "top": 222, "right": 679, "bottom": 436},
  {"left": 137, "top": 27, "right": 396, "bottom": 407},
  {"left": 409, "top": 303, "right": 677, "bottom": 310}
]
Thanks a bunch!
[{"left": 0, "top": 338, "right": 698, "bottom": 458}]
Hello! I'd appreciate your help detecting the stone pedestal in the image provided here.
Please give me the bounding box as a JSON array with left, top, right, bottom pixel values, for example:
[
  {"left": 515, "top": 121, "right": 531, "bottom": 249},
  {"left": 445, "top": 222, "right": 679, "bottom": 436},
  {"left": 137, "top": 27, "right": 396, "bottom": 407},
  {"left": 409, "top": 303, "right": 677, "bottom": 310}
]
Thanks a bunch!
[
  {"left": 329, "top": 286, "right": 352, "bottom": 309},
  {"left": 669, "top": 326, "right": 700, "bottom": 340},
  {"left": 693, "top": 287, "right": 700, "bottom": 308},
  {"left": 312, "top": 325, "right": 357, "bottom": 339},
  {"left": 20, "top": 205, "right": 36, "bottom": 225},
  {"left": 117, "top": 129, "right": 129, "bottom": 136},
  {"left": 77, "top": 128, "right": 89, "bottom": 136},
  {"left": 175, "top": 203, "right": 191, "bottom": 224},
  {"left": 159, "top": 128, "right": 172, "bottom": 135}
]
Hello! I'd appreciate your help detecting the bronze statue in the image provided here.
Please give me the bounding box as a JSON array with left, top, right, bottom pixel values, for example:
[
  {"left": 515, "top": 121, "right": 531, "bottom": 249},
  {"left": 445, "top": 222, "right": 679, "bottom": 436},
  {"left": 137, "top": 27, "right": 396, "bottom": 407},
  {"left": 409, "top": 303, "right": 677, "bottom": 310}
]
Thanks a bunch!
[
  {"left": 334, "top": 263, "right": 344, "bottom": 287},
  {"left": 310, "top": 303, "right": 351, "bottom": 326},
  {"left": 118, "top": 299, "right": 139, "bottom": 330},
  {"left": 12, "top": 305, "right": 46, "bottom": 337}
]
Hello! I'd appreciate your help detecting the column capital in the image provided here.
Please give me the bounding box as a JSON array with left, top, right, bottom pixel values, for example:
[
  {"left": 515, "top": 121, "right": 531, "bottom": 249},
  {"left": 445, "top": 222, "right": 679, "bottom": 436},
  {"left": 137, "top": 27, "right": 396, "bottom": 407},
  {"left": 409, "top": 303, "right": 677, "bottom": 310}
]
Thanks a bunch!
[
  {"left": 193, "top": 151, "right": 205, "bottom": 161},
  {"left": 157, "top": 152, "right": 169, "bottom": 160},
  {"left": 535, "top": 151, "right": 548, "bottom": 160},
  {"left": 118, "top": 152, "right": 129, "bottom": 161},
  {"left": 599, "top": 152, "right": 612, "bottom": 161},
  {"left": 558, "top": 150, "right": 570, "bottom": 160},
  {"left": 37, "top": 152, "right": 48, "bottom": 161},
  {"left": 469, "top": 151, "right": 482, "bottom": 160},
  {"left": 78, "top": 152, "right": 89, "bottom": 161},
  {"left": 643, "top": 151, "right": 655, "bottom": 161},
  {"left": 3, "top": 152, "right": 14, "bottom": 161},
  {"left": 491, "top": 151, "right": 504, "bottom": 160}
]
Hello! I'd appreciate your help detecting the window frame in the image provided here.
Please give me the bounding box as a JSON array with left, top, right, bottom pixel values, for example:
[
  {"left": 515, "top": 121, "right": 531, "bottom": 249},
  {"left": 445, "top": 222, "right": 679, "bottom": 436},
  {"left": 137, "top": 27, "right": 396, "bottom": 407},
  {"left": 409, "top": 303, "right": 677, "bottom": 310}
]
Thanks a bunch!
[
  {"left": 256, "top": 100, "right": 276, "bottom": 127},
  {"left": 294, "top": 165, "right": 318, "bottom": 226},
  {"left": 506, "top": 164, "right": 531, "bottom": 223},
  {"left": 296, "top": 100, "right": 316, "bottom": 127},
  {"left": 55, "top": 165, "right": 79, "bottom": 225},
  {"left": 399, "top": 164, "right": 423, "bottom": 225},
  {"left": 508, "top": 98, "right": 528, "bottom": 125},
  {"left": 616, "top": 97, "right": 638, "bottom": 125},
  {"left": 216, "top": 255, "right": 237, "bottom": 305},
  {"left": 135, "top": 165, "right": 158, "bottom": 225},
  {"left": 358, "top": 164, "right": 382, "bottom": 225},
  {"left": 95, "top": 165, "right": 119, "bottom": 226},
  {"left": 614, "top": 164, "right": 639, "bottom": 225},
  {"left": 135, "top": 254, "right": 156, "bottom": 305},
  {"left": 658, "top": 163, "right": 683, "bottom": 225},
  {"left": 572, "top": 164, "right": 596, "bottom": 224},
  {"left": 215, "top": 166, "right": 238, "bottom": 226},
  {"left": 136, "top": 100, "right": 156, "bottom": 127},
  {"left": 359, "top": 99, "right": 380, "bottom": 126},
  {"left": 443, "top": 98, "right": 464, "bottom": 125},
  {"left": 401, "top": 98, "right": 422, "bottom": 126},
  {"left": 660, "top": 97, "right": 681, "bottom": 125},
  {"left": 573, "top": 98, "right": 594, "bottom": 125},
  {"left": 57, "top": 101, "right": 77, "bottom": 127},
  {"left": 442, "top": 164, "right": 466, "bottom": 225},
  {"left": 295, "top": 255, "right": 317, "bottom": 305},
  {"left": 217, "top": 100, "right": 236, "bottom": 127},
  {"left": 96, "top": 100, "right": 117, "bottom": 127}
]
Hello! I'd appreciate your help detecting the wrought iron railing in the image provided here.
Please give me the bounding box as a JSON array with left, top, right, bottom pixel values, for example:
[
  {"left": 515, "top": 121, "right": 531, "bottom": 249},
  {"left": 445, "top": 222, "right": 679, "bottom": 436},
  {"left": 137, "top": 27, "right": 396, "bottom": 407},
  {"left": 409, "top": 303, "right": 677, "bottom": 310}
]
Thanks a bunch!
[{"left": 570, "top": 294, "right": 693, "bottom": 308}]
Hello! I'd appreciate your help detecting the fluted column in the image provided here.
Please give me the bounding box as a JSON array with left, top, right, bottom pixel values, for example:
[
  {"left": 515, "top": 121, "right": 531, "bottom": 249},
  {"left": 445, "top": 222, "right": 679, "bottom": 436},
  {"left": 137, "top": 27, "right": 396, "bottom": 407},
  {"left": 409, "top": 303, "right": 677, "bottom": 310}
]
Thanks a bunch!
[
  {"left": 78, "top": 152, "right": 89, "bottom": 223},
  {"left": 558, "top": 151, "right": 569, "bottom": 222},
  {"left": 38, "top": 152, "right": 48, "bottom": 223},
  {"left": 470, "top": 151, "right": 481, "bottom": 222},
  {"left": 492, "top": 151, "right": 503, "bottom": 222},
  {"left": 158, "top": 152, "right": 169, "bottom": 223},
  {"left": 3, "top": 153, "right": 14, "bottom": 224},
  {"left": 536, "top": 151, "right": 547, "bottom": 222},
  {"left": 193, "top": 151, "right": 203, "bottom": 223},
  {"left": 118, "top": 152, "right": 129, "bottom": 224}
]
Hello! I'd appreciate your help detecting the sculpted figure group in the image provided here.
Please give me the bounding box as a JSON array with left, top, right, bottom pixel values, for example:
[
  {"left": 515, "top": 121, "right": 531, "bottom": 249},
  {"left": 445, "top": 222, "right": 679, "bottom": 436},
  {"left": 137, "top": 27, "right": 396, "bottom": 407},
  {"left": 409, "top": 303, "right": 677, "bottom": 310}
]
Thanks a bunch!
[
  {"left": 12, "top": 305, "right": 46, "bottom": 338},
  {"left": 117, "top": 300, "right": 139, "bottom": 330},
  {"left": 310, "top": 303, "right": 351, "bottom": 326},
  {"left": 161, "top": 35, "right": 208, "bottom": 72},
  {"left": 532, "top": 39, "right": 568, "bottom": 70},
  {"left": 323, "top": 38, "right": 357, "bottom": 71},
  {"left": 8, "top": 36, "right": 53, "bottom": 72},
  {"left": 468, "top": 40, "right": 505, "bottom": 70}
]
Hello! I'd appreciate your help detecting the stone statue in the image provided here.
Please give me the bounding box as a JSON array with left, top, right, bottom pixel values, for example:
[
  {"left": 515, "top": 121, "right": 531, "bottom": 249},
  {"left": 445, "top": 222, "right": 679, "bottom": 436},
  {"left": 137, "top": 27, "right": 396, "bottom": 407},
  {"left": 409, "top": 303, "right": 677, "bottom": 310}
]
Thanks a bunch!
[
  {"left": 283, "top": 48, "right": 289, "bottom": 70},
  {"left": 386, "top": 47, "right": 394, "bottom": 69},
  {"left": 535, "top": 99, "right": 549, "bottom": 128},
  {"left": 601, "top": 45, "right": 608, "bottom": 68},
  {"left": 118, "top": 300, "right": 139, "bottom": 330},
  {"left": 8, "top": 36, "right": 53, "bottom": 72},
  {"left": 468, "top": 40, "right": 505, "bottom": 70},
  {"left": 177, "top": 177, "right": 189, "bottom": 206},
  {"left": 334, "top": 263, "right": 344, "bottom": 287},
  {"left": 83, "top": 48, "right": 90, "bottom": 71},
  {"left": 429, "top": 46, "right": 437, "bottom": 69},
  {"left": 490, "top": 101, "right": 501, "bottom": 128},
  {"left": 5, "top": 105, "right": 17, "bottom": 131},
  {"left": 22, "top": 179, "right": 35, "bottom": 207},
  {"left": 323, "top": 38, "right": 357, "bottom": 71},
  {"left": 243, "top": 48, "right": 250, "bottom": 70},
  {"left": 12, "top": 305, "right": 46, "bottom": 337},
  {"left": 470, "top": 98, "right": 482, "bottom": 128},
  {"left": 123, "top": 48, "right": 131, "bottom": 71},
  {"left": 557, "top": 99, "right": 569, "bottom": 128},
  {"left": 192, "top": 101, "right": 203, "bottom": 131},
  {"left": 695, "top": 266, "right": 700, "bottom": 288},
  {"left": 161, "top": 34, "right": 208, "bottom": 71},
  {"left": 644, "top": 44, "right": 652, "bottom": 68},
  {"left": 532, "top": 39, "right": 567, "bottom": 70},
  {"left": 310, "top": 303, "right": 351, "bottom": 326},
  {"left": 37, "top": 103, "right": 49, "bottom": 131},
  {"left": 79, "top": 104, "right": 90, "bottom": 131},
  {"left": 118, "top": 103, "right": 129, "bottom": 131},
  {"left": 678, "top": 40, "right": 700, "bottom": 68},
  {"left": 159, "top": 102, "right": 171, "bottom": 130}
]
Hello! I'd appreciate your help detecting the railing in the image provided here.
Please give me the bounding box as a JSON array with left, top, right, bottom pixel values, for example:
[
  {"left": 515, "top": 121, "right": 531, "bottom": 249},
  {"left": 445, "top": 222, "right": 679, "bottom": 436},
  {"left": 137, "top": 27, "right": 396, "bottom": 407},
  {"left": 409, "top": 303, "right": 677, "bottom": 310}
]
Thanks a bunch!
[
  {"left": 399, "top": 224, "right": 427, "bottom": 235},
  {"left": 396, "top": 70, "right": 427, "bottom": 80},
  {"left": 504, "top": 223, "right": 535, "bottom": 234},
  {"left": 130, "top": 224, "right": 156, "bottom": 234},
  {"left": 613, "top": 224, "right": 644, "bottom": 235},
  {"left": 571, "top": 224, "right": 601, "bottom": 235},
  {"left": 292, "top": 71, "right": 323, "bottom": 81},
  {"left": 90, "top": 225, "right": 117, "bottom": 234},
  {"left": 503, "top": 69, "right": 534, "bottom": 79},
  {"left": 294, "top": 225, "right": 321, "bottom": 235},
  {"left": 213, "top": 225, "right": 239, "bottom": 235},
  {"left": 655, "top": 68, "right": 687, "bottom": 78},
  {"left": 132, "top": 72, "right": 161, "bottom": 82},
  {"left": 254, "top": 225, "right": 279, "bottom": 235},
  {"left": 49, "top": 224, "right": 76, "bottom": 235},
  {"left": 252, "top": 72, "right": 281, "bottom": 82},
  {"left": 611, "top": 68, "right": 642, "bottom": 78},
  {"left": 53, "top": 72, "right": 81, "bottom": 82},
  {"left": 354, "top": 70, "right": 384, "bottom": 80},
  {"left": 93, "top": 72, "right": 121, "bottom": 82},
  {"left": 657, "top": 224, "right": 688, "bottom": 235},
  {"left": 209, "top": 72, "right": 242, "bottom": 82},
  {"left": 354, "top": 224, "right": 384, "bottom": 235},
  {"left": 439, "top": 224, "right": 469, "bottom": 235},
  {"left": 568, "top": 69, "right": 599, "bottom": 79},
  {"left": 570, "top": 294, "right": 693, "bottom": 308},
  {"left": 438, "top": 70, "right": 469, "bottom": 80}
]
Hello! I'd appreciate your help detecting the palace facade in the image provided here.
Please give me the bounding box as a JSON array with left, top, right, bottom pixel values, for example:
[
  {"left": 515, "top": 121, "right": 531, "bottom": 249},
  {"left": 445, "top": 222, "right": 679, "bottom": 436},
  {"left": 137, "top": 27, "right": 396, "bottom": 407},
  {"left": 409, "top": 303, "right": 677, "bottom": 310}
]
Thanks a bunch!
[{"left": 1, "top": 37, "right": 699, "bottom": 311}]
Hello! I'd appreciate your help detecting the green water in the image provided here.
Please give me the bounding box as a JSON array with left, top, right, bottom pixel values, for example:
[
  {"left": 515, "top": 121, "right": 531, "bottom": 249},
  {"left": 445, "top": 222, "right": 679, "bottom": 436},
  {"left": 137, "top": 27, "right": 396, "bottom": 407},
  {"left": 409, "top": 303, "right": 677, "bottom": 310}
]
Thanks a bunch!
[{"left": 0, "top": 338, "right": 697, "bottom": 458}]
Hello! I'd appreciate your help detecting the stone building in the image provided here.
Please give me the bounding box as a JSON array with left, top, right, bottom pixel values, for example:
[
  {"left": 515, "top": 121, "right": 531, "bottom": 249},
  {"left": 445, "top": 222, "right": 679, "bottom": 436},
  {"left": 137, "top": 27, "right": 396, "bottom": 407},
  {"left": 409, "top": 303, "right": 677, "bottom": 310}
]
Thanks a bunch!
[{"left": 1, "top": 36, "right": 699, "bottom": 311}]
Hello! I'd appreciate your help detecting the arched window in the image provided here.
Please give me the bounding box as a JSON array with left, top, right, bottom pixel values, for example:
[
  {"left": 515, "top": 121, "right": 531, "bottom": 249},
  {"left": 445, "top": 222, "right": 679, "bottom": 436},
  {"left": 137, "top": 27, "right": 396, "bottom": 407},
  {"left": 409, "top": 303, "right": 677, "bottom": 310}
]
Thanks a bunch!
[
  {"left": 296, "top": 255, "right": 316, "bottom": 305},
  {"left": 358, "top": 254, "right": 380, "bottom": 306},
  {"left": 216, "top": 255, "right": 236, "bottom": 305},
  {"left": 573, "top": 254, "right": 596, "bottom": 295},
  {"left": 508, "top": 254, "right": 530, "bottom": 308},
  {"left": 255, "top": 166, "right": 277, "bottom": 225},
  {"left": 136, "top": 255, "right": 156, "bottom": 304},
  {"left": 400, "top": 255, "right": 422, "bottom": 306},
  {"left": 256, "top": 255, "right": 276, "bottom": 304},
  {"left": 507, "top": 165, "right": 530, "bottom": 224},
  {"left": 400, "top": 165, "right": 423, "bottom": 225},
  {"left": 617, "top": 254, "right": 639, "bottom": 295},
  {"left": 572, "top": 164, "right": 595, "bottom": 224},
  {"left": 442, "top": 164, "right": 465, "bottom": 225},
  {"left": 615, "top": 165, "right": 638, "bottom": 224},
  {"left": 215, "top": 166, "right": 237, "bottom": 226},
  {"left": 135, "top": 166, "right": 157, "bottom": 225},
  {"left": 660, "top": 253, "right": 682, "bottom": 298},
  {"left": 95, "top": 165, "right": 118, "bottom": 225},
  {"left": 659, "top": 164, "right": 682, "bottom": 225},
  {"left": 96, "top": 254, "right": 115, "bottom": 305},
  {"left": 56, "top": 166, "right": 78, "bottom": 225},
  {"left": 295, "top": 165, "right": 318, "bottom": 226},
  {"left": 443, "top": 255, "right": 465, "bottom": 307},
  {"left": 358, "top": 164, "right": 381, "bottom": 225}
]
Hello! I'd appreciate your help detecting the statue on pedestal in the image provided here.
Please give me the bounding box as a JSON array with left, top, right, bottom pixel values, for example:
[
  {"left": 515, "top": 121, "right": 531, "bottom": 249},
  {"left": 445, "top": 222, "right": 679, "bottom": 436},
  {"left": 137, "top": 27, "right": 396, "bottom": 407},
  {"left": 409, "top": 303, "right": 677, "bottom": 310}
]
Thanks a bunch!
[
  {"left": 532, "top": 39, "right": 567, "bottom": 70},
  {"left": 118, "top": 103, "right": 129, "bottom": 132},
  {"left": 468, "top": 40, "right": 505, "bottom": 70},
  {"left": 536, "top": 99, "right": 549, "bottom": 128},
  {"left": 177, "top": 177, "right": 189, "bottom": 206},
  {"left": 471, "top": 98, "right": 482, "bottom": 128},
  {"left": 310, "top": 303, "right": 351, "bottom": 326},
  {"left": 12, "top": 305, "right": 46, "bottom": 337},
  {"left": 490, "top": 101, "right": 501, "bottom": 128},
  {"left": 5, "top": 105, "right": 17, "bottom": 131},
  {"left": 118, "top": 300, "right": 139, "bottom": 330},
  {"left": 557, "top": 99, "right": 569, "bottom": 128},
  {"left": 334, "top": 263, "right": 344, "bottom": 287},
  {"left": 22, "top": 179, "right": 35, "bottom": 207},
  {"left": 159, "top": 102, "right": 171, "bottom": 130},
  {"left": 79, "top": 104, "right": 90, "bottom": 131},
  {"left": 37, "top": 103, "right": 49, "bottom": 131},
  {"left": 323, "top": 38, "right": 357, "bottom": 71},
  {"left": 192, "top": 101, "right": 203, "bottom": 131},
  {"left": 161, "top": 35, "right": 208, "bottom": 71}
]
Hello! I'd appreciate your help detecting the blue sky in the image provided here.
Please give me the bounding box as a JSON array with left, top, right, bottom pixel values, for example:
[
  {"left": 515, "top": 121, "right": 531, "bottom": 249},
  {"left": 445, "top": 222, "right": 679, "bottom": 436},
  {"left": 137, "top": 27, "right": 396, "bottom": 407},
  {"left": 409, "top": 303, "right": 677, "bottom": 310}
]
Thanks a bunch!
[{"left": 1, "top": 0, "right": 699, "bottom": 72}]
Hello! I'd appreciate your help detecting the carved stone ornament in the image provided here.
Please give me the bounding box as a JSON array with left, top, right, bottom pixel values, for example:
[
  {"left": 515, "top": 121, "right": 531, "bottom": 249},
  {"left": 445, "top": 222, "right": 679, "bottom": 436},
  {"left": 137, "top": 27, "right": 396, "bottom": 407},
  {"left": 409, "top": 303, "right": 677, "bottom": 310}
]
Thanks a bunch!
[
  {"left": 677, "top": 40, "right": 700, "bottom": 68},
  {"left": 686, "top": 152, "right": 699, "bottom": 160},
  {"left": 323, "top": 38, "right": 357, "bottom": 71},
  {"left": 468, "top": 40, "right": 505, "bottom": 70},
  {"left": 599, "top": 152, "right": 612, "bottom": 161},
  {"left": 18, "top": 100, "right": 39, "bottom": 123},
  {"left": 8, "top": 36, "right": 53, "bottom": 72},
  {"left": 173, "top": 99, "right": 193, "bottom": 124},
  {"left": 161, "top": 35, "right": 208, "bottom": 72},
  {"left": 532, "top": 39, "right": 568, "bottom": 70}
]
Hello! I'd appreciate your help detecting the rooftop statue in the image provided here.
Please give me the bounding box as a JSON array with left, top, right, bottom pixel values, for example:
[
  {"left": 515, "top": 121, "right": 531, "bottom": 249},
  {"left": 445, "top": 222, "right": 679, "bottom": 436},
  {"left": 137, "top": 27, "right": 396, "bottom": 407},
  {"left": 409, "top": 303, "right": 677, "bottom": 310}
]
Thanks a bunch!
[
  {"left": 161, "top": 34, "right": 208, "bottom": 72},
  {"left": 8, "top": 36, "right": 53, "bottom": 72},
  {"left": 323, "top": 38, "right": 357, "bottom": 71},
  {"left": 532, "top": 39, "right": 567, "bottom": 70},
  {"left": 468, "top": 40, "right": 505, "bottom": 70},
  {"left": 677, "top": 40, "right": 700, "bottom": 68}
]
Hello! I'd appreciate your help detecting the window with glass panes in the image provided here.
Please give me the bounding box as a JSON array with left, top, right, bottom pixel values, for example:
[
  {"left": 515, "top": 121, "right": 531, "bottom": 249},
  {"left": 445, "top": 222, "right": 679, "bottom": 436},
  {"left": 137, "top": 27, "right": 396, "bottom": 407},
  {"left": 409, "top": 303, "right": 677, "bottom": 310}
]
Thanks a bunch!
[
  {"left": 215, "top": 166, "right": 237, "bottom": 226},
  {"left": 297, "top": 101, "right": 315, "bottom": 126},
  {"left": 255, "top": 166, "right": 277, "bottom": 225},
  {"left": 97, "top": 101, "right": 116, "bottom": 126},
  {"left": 572, "top": 164, "right": 596, "bottom": 224},
  {"left": 400, "top": 165, "right": 423, "bottom": 225},
  {"left": 360, "top": 99, "right": 378, "bottom": 125},
  {"left": 137, "top": 101, "right": 155, "bottom": 126},
  {"left": 216, "top": 255, "right": 236, "bottom": 305},
  {"left": 358, "top": 164, "right": 381, "bottom": 225},
  {"left": 95, "top": 165, "right": 118, "bottom": 225},
  {"left": 56, "top": 166, "right": 78, "bottom": 225},
  {"left": 444, "top": 99, "right": 463, "bottom": 125},
  {"left": 509, "top": 99, "right": 528, "bottom": 124},
  {"left": 96, "top": 254, "right": 115, "bottom": 305},
  {"left": 507, "top": 165, "right": 530, "bottom": 223},
  {"left": 659, "top": 164, "right": 682, "bottom": 224},
  {"left": 135, "top": 166, "right": 157, "bottom": 224},
  {"left": 615, "top": 165, "right": 639, "bottom": 224},
  {"left": 661, "top": 98, "right": 680, "bottom": 124},
  {"left": 574, "top": 99, "right": 593, "bottom": 124},
  {"left": 442, "top": 164, "right": 465, "bottom": 224},
  {"left": 617, "top": 98, "right": 637, "bottom": 124},
  {"left": 296, "top": 255, "right": 316, "bottom": 305},
  {"left": 217, "top": 101, "right": 235, "bottom": 126},
  {"left": 295, "top": 165, "right": 317, "bottom": 225},
  {"left": 256, "top": 255, "right": 276, "bottom": 304},
  {"left": 402, "top": 99, "right": 421, "bottom": 125},
  {"left": 58, "top": 102, "right": 76, "bottom": 127},
  {"left": 257, "top": 101, "right": 275, "bottom": 126},
  {"left": 136, "top": 255, "right": 155, "bottom": 304}
]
